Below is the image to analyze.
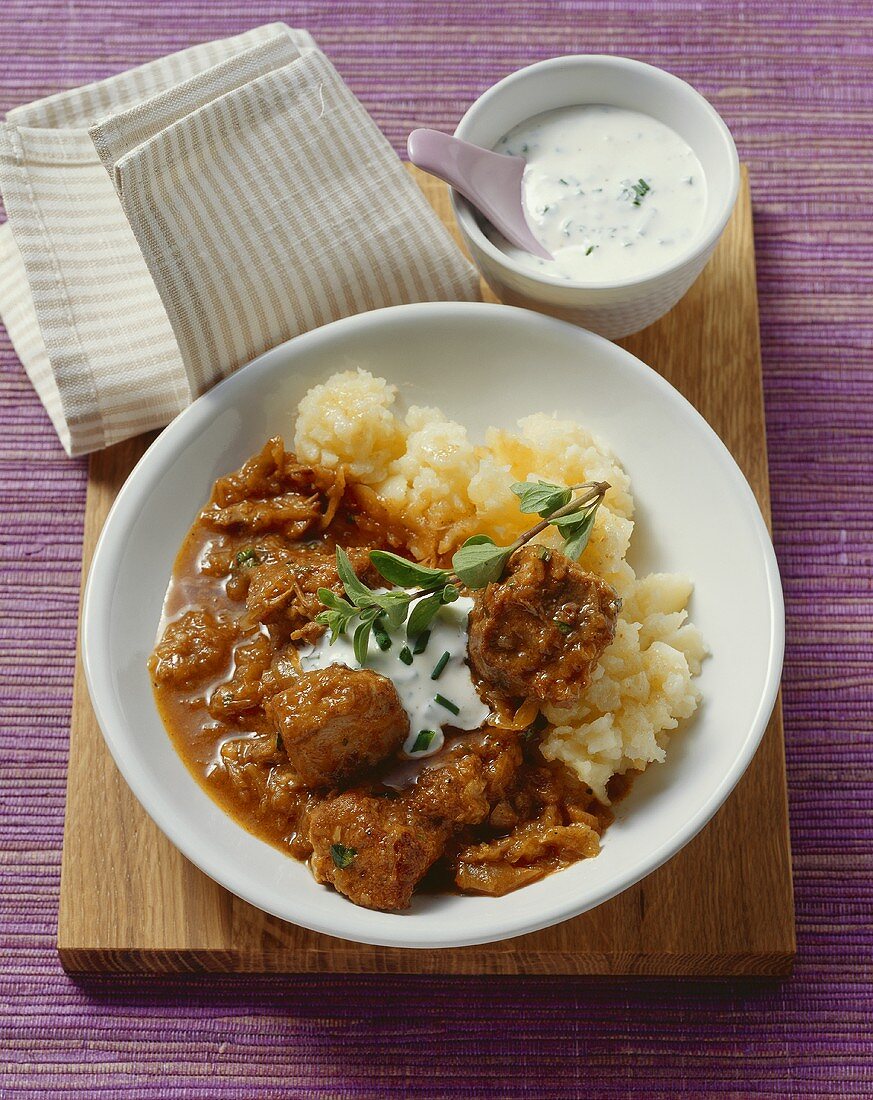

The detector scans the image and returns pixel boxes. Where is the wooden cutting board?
[58,165,795,976]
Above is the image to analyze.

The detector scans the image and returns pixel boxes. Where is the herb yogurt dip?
[490,104,707,282]
[300,595,489,760]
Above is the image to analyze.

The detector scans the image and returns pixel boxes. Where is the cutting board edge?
[58,946,795,978]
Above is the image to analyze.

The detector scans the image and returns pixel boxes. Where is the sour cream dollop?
[299,595,489,758]
[490,104,707,282]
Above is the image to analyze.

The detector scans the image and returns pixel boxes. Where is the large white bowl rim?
[82,301,783,949]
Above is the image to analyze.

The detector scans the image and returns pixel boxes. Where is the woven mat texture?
[0,2,870,1097]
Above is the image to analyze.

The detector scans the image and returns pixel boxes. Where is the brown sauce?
[149,438,619,911]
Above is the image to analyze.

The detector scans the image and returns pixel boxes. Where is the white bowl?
[452,56,740,339]
[83,302,782,949]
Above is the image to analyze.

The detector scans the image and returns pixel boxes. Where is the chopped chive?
[373,623,392,651]
[431,651,451,680]
[235,548,259,566]
[559,177,569,185]
[330,843,356,869]
[413,629,431,655]
[434,694,460,716]
[622,178,651,207]
[398,645,413,665]
[585,245,595,256]
[412,729,438,753]
[633,179,650,205]
[554,619,573,635]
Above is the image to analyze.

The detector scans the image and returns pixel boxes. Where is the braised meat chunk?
[243,545,376,638]
[308,793,447,911]
[409,728,522,826]
[467,545,621,707]
[306,729,524,911]
[449,760,608,896]
[148,609,234,690]
[207,634,273,719]
[452,816,601,895]
[199,436,340,538]
[265,665,409,787]
[204,492,320,535]
[217,735,317,861]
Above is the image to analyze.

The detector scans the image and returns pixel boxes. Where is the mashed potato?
[294,369,706,803]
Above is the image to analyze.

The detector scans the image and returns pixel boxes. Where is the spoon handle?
[407,128,552,260]
[407,128,508,200]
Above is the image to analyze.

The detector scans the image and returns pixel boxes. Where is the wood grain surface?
[57,165,795,976]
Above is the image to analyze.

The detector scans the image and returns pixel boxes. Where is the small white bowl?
[452,55,740,339]
[82,302,782,949]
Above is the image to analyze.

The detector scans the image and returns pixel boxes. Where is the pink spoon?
[407,128,553,261]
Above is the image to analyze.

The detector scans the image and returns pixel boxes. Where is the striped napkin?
[0,24,479,455]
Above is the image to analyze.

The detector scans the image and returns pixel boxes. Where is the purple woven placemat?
[1,2,870,1096]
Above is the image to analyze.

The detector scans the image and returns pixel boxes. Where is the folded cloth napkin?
[0,24,479,455]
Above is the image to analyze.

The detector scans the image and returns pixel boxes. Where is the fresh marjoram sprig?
[315,478,609,663]
[315,547,460,665]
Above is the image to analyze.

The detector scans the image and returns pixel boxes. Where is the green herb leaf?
[317,587,354,613]
[552,506,595,533]
[330,843,357,869]
[440,584,459,604]
[511,479,572,518]
[560,509,598,560]
[412,629,431,655]
[353,618,372,665]
[452,535,513,589]
[315,609,346,643]
[407,593,444,638]
[315,589,357,642]
[335,546,374,607]
[411,730,438,753]
[377,591,411,629]
[369,550,450,590]
[553,619,573,635]
[235,548,259,567]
